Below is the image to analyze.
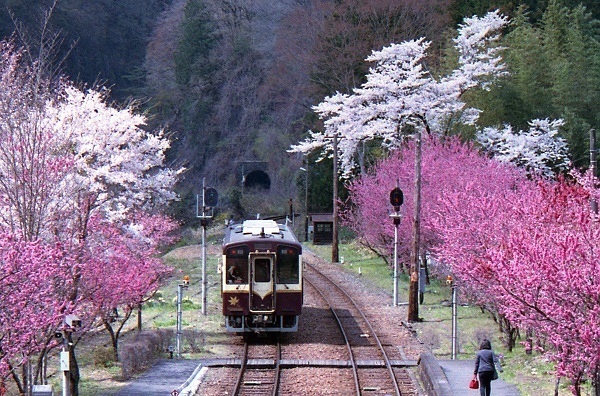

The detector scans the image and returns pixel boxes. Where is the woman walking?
[474,339,502,396]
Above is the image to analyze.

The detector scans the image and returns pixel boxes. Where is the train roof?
[224,219,300,246]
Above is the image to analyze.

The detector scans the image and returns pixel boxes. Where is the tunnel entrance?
[244,170,271,191]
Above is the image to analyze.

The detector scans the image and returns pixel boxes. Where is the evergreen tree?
[174,0,218,88]
[541,1,600,164]
[466,1,600,167]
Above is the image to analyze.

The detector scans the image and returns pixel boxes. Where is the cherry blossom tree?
[0,40,182,394]
[435,175,600,395]
[477,118,571,178]
[342,135,525,271]
[347,131,600,393]
[0,236,73,391]
[289,10,509,176]
[78,213,176,361]
[286,6,599,393]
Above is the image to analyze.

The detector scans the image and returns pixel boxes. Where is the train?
[221,219,303,333]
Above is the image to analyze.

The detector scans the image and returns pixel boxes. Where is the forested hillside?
[143,0,454,214]
[0,0,171,96]
[1,0,599,220]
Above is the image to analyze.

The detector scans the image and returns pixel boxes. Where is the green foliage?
[463,1,600,167]
[446,0,600,25]
[153,318,179,327]
[300,152,350,215]
[174,0,219,87]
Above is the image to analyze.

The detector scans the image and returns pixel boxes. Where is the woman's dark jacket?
[474,349,499,374]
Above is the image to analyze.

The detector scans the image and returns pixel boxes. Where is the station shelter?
[309,213,333,245]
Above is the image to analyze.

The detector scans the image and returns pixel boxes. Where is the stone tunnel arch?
[244,170,271,191]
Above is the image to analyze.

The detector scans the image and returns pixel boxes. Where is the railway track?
[304,261,411,395]
[198,252,422,396]
[232,339,281,396]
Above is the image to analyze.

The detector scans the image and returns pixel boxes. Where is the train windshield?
[254,258,271,282]
[277,246,300,284]
[226,247,248,284]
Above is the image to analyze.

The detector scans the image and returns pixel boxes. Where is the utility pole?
[451,278,458,359]
[176,276,189,357]
[300,163,309,242]
[591,129,597,214]
[332,133,339,263]
[408,129,422,322]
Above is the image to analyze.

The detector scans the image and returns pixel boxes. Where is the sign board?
[60,351,70,371]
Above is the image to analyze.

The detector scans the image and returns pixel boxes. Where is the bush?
[120,330,167,379]
[93,346,116,368]
[183,329,204,353]
[156,328,175,352]
[182,296,201,310]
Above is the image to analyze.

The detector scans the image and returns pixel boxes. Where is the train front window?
[277,247,299,284]
[226,247,248,284]
[254,258,271,283]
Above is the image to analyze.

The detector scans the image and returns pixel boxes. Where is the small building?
[310,213,333,245]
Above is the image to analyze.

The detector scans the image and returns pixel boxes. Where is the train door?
[249,254,275,312]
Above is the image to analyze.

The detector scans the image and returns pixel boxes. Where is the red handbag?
[469,376,479,389]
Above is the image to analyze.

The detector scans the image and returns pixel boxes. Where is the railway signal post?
[197,179,218,315]
[446,275,458,359]
[389,184,404,306]
[176,276,190,357]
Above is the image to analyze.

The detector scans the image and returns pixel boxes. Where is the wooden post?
[408,129,422,322]
[591,129,597,214]
[332,133,339,263]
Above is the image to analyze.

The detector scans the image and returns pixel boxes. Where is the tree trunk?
[69,343,80,396]
[8,362,24,395]
[332,133,339,263]
[594,368,600,396]
[104,320,119,362]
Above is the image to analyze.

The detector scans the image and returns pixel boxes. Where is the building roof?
[310,213,333,223]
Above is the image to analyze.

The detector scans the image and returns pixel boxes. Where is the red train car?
[221,219,303,333]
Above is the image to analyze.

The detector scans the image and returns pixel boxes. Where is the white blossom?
[476,118,570,178]
[289,11,509,176]
[48,85,183,221]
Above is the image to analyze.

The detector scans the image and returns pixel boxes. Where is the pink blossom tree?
[435,177,600,394]
[0,236,73,392]
[343,135,526,269]
[347,132,600,393]
[78,213,176,361]
[0,40,182,394]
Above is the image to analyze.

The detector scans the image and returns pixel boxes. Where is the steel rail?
[232,341,249,395]
[232,339,281,396]
[305,262,402,396]
[304,276,361,396]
